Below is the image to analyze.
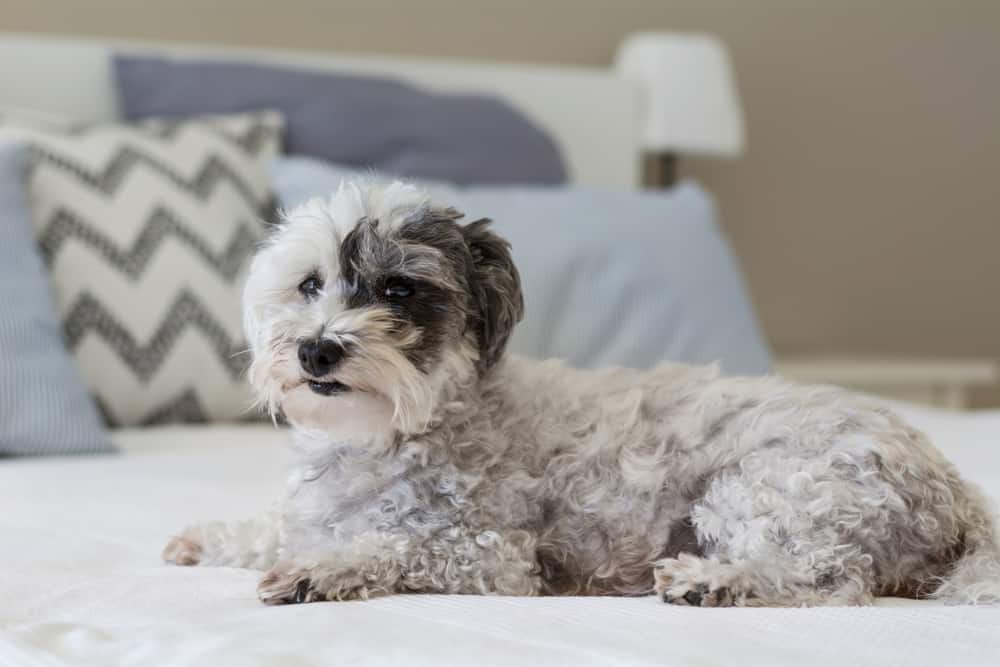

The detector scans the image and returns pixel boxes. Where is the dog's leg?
[257,528,542,604]
[654,456,884,607]
[163,514,280,570]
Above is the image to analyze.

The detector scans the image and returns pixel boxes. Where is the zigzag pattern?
[39,205,258,281]
[21,110,280,150]
[63,290,249,382]
[136,388,209,426]
[150,117,280,154]
[31,145,266,211]
[94,388,209,427]
[11,113,281,426]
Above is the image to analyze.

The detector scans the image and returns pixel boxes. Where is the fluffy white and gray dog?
[165,180,1000,607]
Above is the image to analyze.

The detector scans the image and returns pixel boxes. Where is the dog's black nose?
[298,338,344,377]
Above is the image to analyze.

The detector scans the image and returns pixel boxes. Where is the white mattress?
[2,403,999,666]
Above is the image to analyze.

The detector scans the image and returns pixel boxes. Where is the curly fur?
[165,180,1000,607]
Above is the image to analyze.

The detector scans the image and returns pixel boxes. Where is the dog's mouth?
[307,380,351,396]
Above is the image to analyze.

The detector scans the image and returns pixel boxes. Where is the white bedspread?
[2,404,999,666]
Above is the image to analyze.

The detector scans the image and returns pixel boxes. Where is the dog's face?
[243,181,523,437]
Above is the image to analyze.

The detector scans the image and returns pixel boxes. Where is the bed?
[1,33,999,667]
[2,404,999,666]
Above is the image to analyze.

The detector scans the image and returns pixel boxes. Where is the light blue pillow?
[0,142,112,455]
[271,156,771,375]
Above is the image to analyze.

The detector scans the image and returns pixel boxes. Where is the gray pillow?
[0,142,112,455]
[114,55,567,187]
[271,156,772,375]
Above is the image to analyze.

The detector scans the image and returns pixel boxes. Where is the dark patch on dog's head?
[336,212,467,370]
[336,207,522,376]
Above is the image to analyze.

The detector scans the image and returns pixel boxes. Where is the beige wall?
[4,0,1000,360]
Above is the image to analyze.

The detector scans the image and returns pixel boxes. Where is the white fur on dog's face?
[242,181,523,438]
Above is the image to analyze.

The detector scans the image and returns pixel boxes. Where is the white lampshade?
[615,32,746,157]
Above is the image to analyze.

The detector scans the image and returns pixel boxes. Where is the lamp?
[614,32,746,187]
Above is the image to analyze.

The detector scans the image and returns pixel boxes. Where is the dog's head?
[243,180,523,437]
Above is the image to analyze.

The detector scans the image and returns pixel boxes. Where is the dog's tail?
[931,483,1000,605]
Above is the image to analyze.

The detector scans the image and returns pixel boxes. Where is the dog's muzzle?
[298,338,350,395]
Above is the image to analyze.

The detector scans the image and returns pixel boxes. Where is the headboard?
[0,33,640,189]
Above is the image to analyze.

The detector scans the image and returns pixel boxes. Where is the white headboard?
[0,33,640,189]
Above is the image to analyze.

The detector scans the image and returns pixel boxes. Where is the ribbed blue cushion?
[0,141,112,455]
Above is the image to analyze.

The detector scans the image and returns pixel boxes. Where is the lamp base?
[643,152,678,188]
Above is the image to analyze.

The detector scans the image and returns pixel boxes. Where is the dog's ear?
[462,218,523,373]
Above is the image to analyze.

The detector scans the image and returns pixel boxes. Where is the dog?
[164,180,1000,606]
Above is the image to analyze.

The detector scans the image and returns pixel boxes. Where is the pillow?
[0,141,112,455]
[271,156,772,375]
[0,112,284,427]
[113,55,567,187]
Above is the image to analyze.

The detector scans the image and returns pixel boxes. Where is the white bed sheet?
[2,404,999,667]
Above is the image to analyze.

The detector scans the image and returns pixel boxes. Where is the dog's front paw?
[258,565,386,605]
[258,568,327,605]
[163,535,203,566]
[654,555,743,608]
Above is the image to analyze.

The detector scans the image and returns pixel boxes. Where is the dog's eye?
[384,279,414,299]
[298,274,323,300]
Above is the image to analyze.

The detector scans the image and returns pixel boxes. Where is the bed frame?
[0,32,640,189]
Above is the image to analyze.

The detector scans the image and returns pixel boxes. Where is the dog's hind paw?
[654,555,746,608]
[659,581,735,607]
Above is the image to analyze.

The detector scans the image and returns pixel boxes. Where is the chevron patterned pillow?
[1,112,284,426]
